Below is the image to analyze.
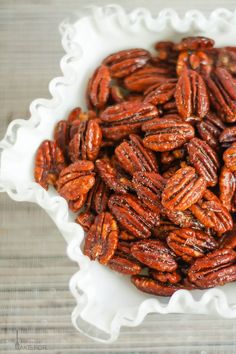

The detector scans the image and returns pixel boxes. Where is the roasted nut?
[84,212,118,264]
[149,269,181,284]
[87,65,111,110]
[223,142,236,172]
[175,69,209,119]
[219,166,236,211]
[176,50,212,76]
[34,140,66,190]
[188,248,236,288]
[144,81,176,105]
[108,242,142,275]
[108,193,159,239]
[220,126,236,147]
[75,211,95,232]
[115,134,158,176]
[86,176,109,214]
[142,115,195,152]
[167,228,218,263]
[131,275,182,296]
[162,166,207,211]
[174,36,215,51]
[187,137,220,187]
[164,209,203,229]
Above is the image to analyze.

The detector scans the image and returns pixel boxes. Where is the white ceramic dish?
[1,4,236,343]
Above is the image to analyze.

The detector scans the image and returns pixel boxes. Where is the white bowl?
[1,4,236,343]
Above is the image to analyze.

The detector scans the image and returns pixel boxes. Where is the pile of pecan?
[34,36,236,296]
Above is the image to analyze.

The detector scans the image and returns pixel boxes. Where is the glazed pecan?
[67,107,96,123]
[162,99,178,115]
[84,212,118,265]
[100,101,159,141]
[131,275,182,296]
[219,166,236,211]
[108,242,142,275]
[109,85,125,104]
[190,190,233,235]
[115,134,158,176]
[175,69,209,119]
[223,142,236,172]
[176,51,212,76]
[216,47,236,75]
[174,36,215,51]
[205,67,236,122]
[96,158,132,193]
[187,137,220,187]
[57,160,95,205]
[34,140,66,190]
[220,225,236,250]
[144,81,176,105]
[132,171,166,213]
[162,166,207,211]
[142,115,195,152]
[196,111,225,151]
[160,148,185,165]
[75,211,95,232]
[167,228,217,263]
[103,48,150,78]
[54,120,71,158]
[165,209,203,229]
[154,41,178,64]
[149,269,181,284]
[131,239,177,272]
[188,248,236,288]
[68,119,102,162]
[220,126,236,147]
[108,193,159,239]
[86,65,111,110]
[68,194,88,212]
[86,176,109,214]
[124,66,176,92]
[153,220,179,241]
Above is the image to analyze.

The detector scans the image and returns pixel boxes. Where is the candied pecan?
[223,142,236,172]
[196,111,225,151]
[86,65,111,110]
[54,120,71,158]
[124,66,176,92]
[96,158,132,193]
[188,248,236,288]
[205,67,236,122]
[165,209,203,229]
[187,137,219,187]
[161,149,185,165]
[75,211,95,232]
[142,115,194,152]
[57,160,95,202]
[34,140,66,190]
[153,221,179,241]
[190,190,233,235]
[103,48,150,78]
[108,193,159,239]
[174,36,215,51]
[131,275,182,296]
[162,100,178,114]
[175,69,209,119]
[149,269,181,284]
[108,242,142,275]
[217,47,236,75]
[144,81,176,105]
[220,126,236,147]
[219,166,236,211]
[176,51,212,76]
[131,239,177,272]
[109,86,125,103]
[167,228,218,263]
[115,134,158,176]
[154,41,178,64]
[84,212,118,265]
[68,119,102,162]
[132,171,166,213]
[162,166,207,211]
[119,230,136,241]
[68,194,88,212]
[161,163,181,179]
[86,176,109,214]
[220,225,236,250]
[100,101,159,141]
[67,107,96,123]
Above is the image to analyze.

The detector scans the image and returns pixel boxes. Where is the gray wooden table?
[1,1,236,353]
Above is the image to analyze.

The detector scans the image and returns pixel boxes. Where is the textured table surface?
[1,1,236,353]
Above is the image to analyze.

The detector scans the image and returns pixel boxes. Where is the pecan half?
[57,160,95,204]
[75,211,95,232]
[131,239,177,272]
[220,225,236,250]
[34,140,66,190]
[144,81,176,105]
[223,142,236,172]
[68,119,102,162]
[142,115,195,152]
[131,275,182,296]
[133,171,166,213]
[174,36,215,51]
[190,190,233,235]
[86,65,111,110]
[103,48,150,78]
[205,67,236,122]
[86,176,109,214]
[84,212,118,265]
[162,166,207,211]
[176,51,212,76]
[187,137,220,187]
[175,69,209,119]
[153,221,179,241]
[165,209,203,229]
[167,228,218,263]
[115,134,158,176]
[100,101,159,141]
[149,269,181,284]
[108,193,159,239]
[188,248,236,288]
[220,126,236,147]
[219,166,236,211]
[108,242,142,275]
